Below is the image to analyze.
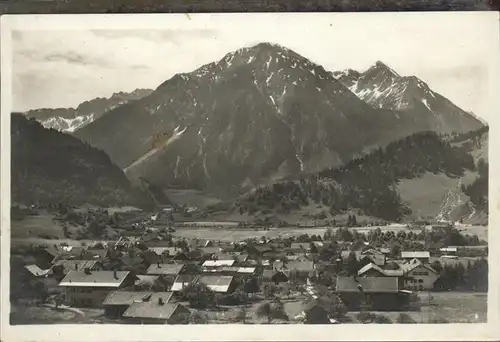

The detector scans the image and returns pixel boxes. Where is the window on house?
[418,279,423,283]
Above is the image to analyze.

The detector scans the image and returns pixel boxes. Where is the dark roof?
[123,302,186,320]
[146,263,184,276]
[290,243,311,249]
[262,269,287,279]
[53,260,98,274]
[103,291,153,306]
[135,275,160,286]
[336,276,399,293]
[214,253,248,262]
[59,270,131,287]
[275,260,315,272]
[200,247,221,255]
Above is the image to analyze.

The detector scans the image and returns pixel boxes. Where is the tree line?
[236,131,476,221]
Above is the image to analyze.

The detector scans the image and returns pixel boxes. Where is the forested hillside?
[11,114,156,209]
[234,131,476,221]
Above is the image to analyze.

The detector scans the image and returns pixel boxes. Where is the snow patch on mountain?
[41,114,94,132]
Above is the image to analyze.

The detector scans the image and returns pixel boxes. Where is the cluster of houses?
[21,234,453,322]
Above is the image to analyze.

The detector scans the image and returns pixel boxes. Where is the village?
[10,205,488,325]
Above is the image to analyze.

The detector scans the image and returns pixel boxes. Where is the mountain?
[332,61,485,133]
[24,89,153,132]
[75,43,482,197]
[11,113,156,208]
[228,131,479,223]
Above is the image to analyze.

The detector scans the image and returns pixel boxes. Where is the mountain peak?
[369,60,400,77]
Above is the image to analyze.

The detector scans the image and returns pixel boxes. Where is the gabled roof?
[336,276,399,293]
[275,260,315,273]
[202,266,256,274]
[291,243,311,250]
[197,275,234,293]
[103,291,153,306]
[202,260,235,267]
[123,302,186,320]
[146,263,184,276]
[200,247,222,255]
[215,253,248,262]
[135,275,160,286]
[400,259,438,275]
[24,264,52,277]
[357,263,385,276]
[53,260,98,274]
[170,274,197,292]
[262,269,288,279]
[59,270,131,287]
[148,247,182,256]
[401,251,430,259]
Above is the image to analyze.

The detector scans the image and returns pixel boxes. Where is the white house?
[58,269,136,308]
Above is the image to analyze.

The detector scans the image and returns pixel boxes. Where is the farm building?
[335,276,411,311]
[58,270,137,308]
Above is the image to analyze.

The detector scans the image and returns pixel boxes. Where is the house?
[103,291,166,317]
[148,247,182,258]
[274,260,315,282]
[262,269,289,284]
[214,253,249,263]
[202,266,256,277]
[359,259,439,291]
[401,251,430,263]
[23,264,52,278]
[439,247,458,255]
[146,263,184,277]
[123,300,190,324]
[335,276,411,311]
[197,275,235,293]
[34,247,60,267]
[199,247,223,256]
[170,274,198,292]
[58,270,137,308]
[357,263,386,278]
[202,260,235,268]
[398,259,439,291]
[290,243,311,252]
[52,260,102,277]
[134,275,162,288]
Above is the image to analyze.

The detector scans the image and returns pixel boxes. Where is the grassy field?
[346,292,487,324]
[170,225,488,242]
[10,212,79,239]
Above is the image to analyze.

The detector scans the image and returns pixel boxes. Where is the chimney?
[158,297,164,306]
[113,270,119,280]
[75,263,78,271]
[157,261,161,268]
[84,268,91,275]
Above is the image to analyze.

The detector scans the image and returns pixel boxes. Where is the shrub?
[396,313,417,324]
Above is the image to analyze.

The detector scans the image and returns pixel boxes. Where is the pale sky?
[11,13,497,122]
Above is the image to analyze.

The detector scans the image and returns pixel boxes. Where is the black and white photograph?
[1,12,499,341]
